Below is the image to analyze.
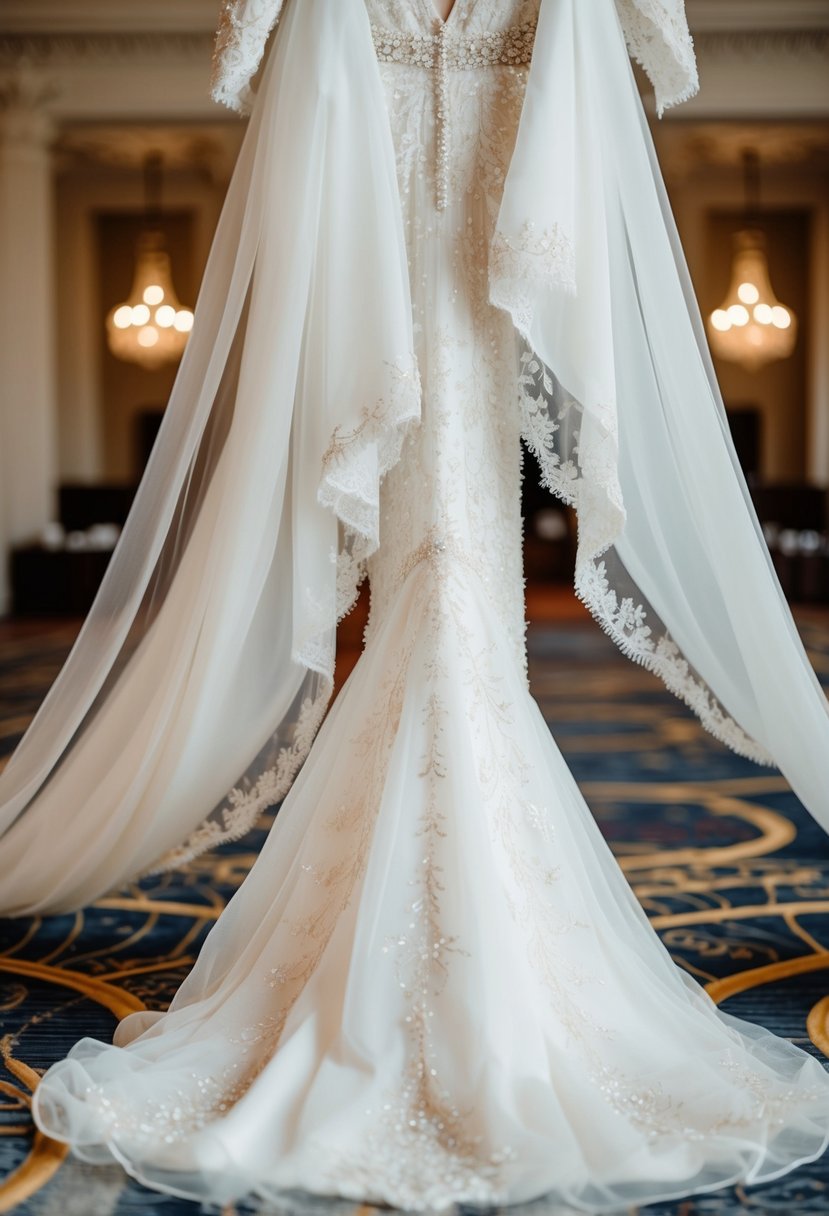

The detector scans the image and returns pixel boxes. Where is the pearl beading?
[371,21,537,211]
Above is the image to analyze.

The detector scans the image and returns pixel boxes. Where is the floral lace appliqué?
[211,0,284,115]
[614,0,699,116]
[516,348,770,764]
[489,221,576,335]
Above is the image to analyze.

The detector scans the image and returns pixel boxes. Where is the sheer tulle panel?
[0,0,420,914]
[493,0,829,824]
[514,342,767,761]
[0,24,320,912]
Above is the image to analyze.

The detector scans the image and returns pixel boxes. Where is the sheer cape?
[1,0,828,916]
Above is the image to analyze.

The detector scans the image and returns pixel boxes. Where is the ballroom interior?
[0,0,827,624]
[2,2,829,1214]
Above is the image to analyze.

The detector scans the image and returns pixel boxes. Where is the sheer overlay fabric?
[0,0,419,911]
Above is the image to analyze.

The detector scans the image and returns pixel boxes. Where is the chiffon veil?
[1,0,828,915]
[0,0,420,912]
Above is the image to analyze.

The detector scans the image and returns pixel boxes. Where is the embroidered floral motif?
[489,222,576,331]
[372,20,536,210]
[210,0,285,114]
[594,1053,827,1142]
[515,348,770,763]
[614,0,699,116]
[318,356,422,631]
[150,355,421,872]
[575,560,772,763]
[319,360,421,552]
[151,692,331,872]
[354,563,515,1204]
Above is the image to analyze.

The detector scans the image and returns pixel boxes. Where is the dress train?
[32,552,829,1211]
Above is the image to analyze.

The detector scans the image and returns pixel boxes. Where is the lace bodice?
[211,0,698,117]
[359,0,541,675]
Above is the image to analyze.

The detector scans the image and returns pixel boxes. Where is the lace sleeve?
[210,0,285,114]
[614,0,699,115]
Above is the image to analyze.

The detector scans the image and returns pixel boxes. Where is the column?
[808,203,829,487]
[0,76,59,615]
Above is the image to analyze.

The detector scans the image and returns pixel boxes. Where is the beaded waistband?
[372,21,536,212]
[371,22,536,71]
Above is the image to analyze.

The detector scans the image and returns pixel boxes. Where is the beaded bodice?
[362,0,543,673]
[370,4,537,209]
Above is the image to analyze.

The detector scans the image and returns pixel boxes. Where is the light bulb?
[737,282,760,305]
[106,233,194,367]
[710,310,731,332]
[727,304,750,327]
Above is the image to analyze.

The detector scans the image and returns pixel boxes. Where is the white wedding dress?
[28,0,829,1210]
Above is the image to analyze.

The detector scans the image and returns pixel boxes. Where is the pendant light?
[105,153,195,370]
[708,150,796,374]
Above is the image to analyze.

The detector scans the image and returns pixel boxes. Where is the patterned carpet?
[2,611,829,1215]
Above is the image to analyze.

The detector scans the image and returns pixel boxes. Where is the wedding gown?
[25,0,829,1210]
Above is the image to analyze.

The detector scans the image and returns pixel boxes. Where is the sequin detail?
[371,21,536,211]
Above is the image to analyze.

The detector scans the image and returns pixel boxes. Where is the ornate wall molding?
[1,7,828,123]
[687,0,829,34]
[4,0,829,37]
[0,33,212,69]
[0,0,216,35]
[1,10,827,97]
[695,30,829,65]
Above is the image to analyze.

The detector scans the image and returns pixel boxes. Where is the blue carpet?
[2,615,829,1214]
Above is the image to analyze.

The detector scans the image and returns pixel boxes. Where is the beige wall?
[53,161,226,484]
[97,209,196,482]
[663,157,829,485]
[704,209,811,482]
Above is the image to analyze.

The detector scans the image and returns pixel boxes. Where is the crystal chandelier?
[707,151,796,373]
[105,153,194,370]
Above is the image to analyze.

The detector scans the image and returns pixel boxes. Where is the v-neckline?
[424,0,463,29]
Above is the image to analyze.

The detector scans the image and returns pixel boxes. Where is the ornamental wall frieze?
[1,27,826,69]
[0,32,212,69]
[694,30,829,65]
[0,28,828,71]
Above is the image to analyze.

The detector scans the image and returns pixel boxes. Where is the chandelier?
[707,151,796,373]
[106,153,194,370]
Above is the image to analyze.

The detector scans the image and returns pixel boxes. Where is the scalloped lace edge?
[499,270,770,765]
[148,359,422,872]
[615,0,699,116]
[148,688,332,873]
[210,0,285,116]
